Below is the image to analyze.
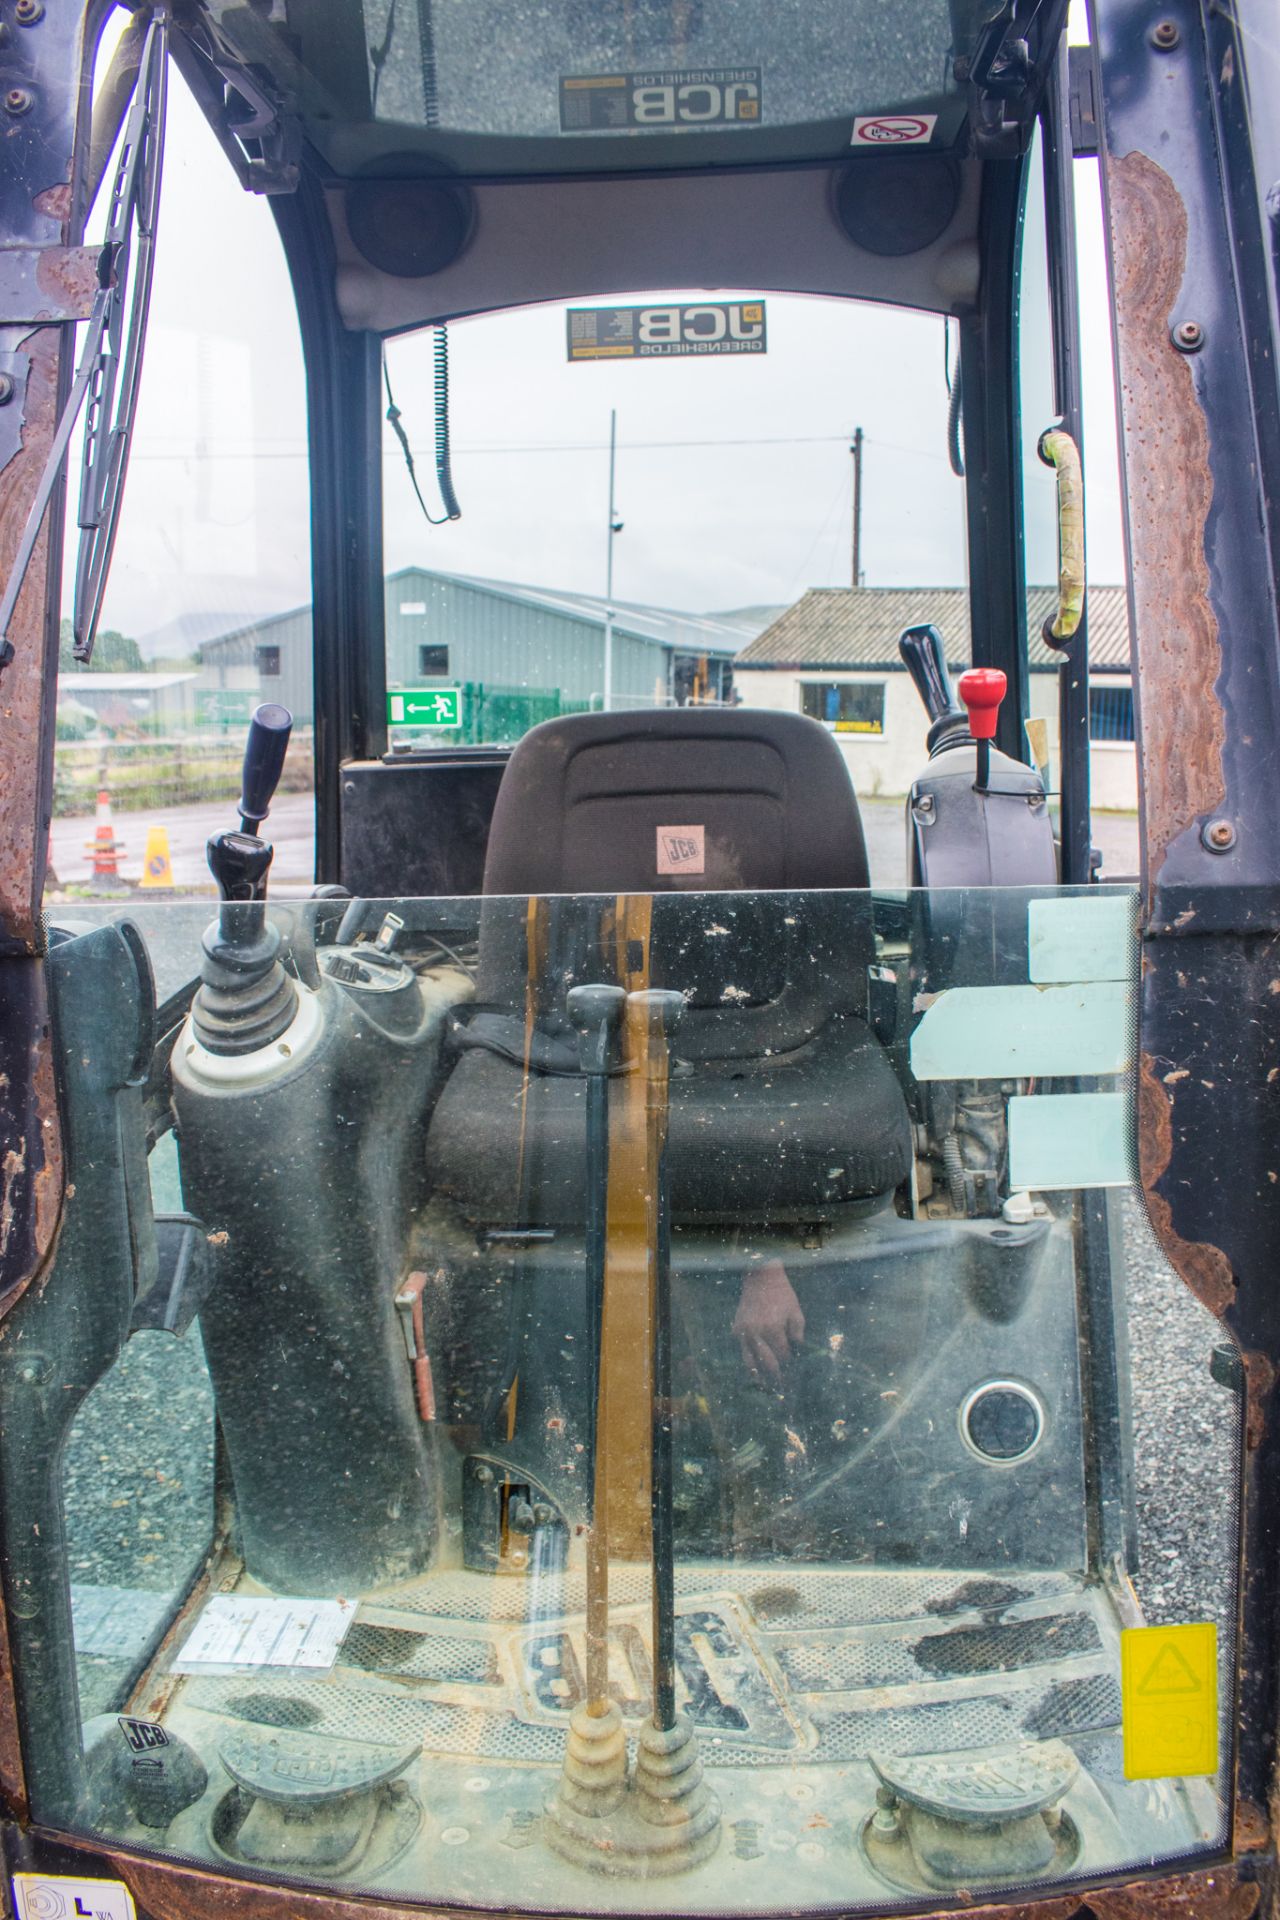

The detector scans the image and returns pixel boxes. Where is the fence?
[457,683,592,744]
[53,733,316,817]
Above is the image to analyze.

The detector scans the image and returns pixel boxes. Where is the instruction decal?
[12,1875,137,1920]
[851,112,938,146]
[1121,1623,1218,1778]
[173,1594,356,1675]
[568,302,766,362]
[561,67,761,131]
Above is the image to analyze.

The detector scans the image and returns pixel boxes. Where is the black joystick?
[194,706,297,1057]
[898,624,970,756]
[206,704,294,904]
[238,700,292,834]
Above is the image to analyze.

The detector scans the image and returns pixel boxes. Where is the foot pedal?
[212,1725,420,1876]
[862,1740,1079,1892]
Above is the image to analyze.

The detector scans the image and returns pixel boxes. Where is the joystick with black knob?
[898,624,970,756]
[194,705,297,1056]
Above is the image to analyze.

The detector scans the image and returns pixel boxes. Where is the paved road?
[49,791,1139,897]
[49,792,317,896]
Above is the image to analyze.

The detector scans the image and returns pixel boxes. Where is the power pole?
[604,409,618,711]
[851,426,864,588]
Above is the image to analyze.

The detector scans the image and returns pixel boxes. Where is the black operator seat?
[426,709,912,1225]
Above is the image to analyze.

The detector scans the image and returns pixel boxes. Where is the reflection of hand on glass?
[733,1259,805,1383]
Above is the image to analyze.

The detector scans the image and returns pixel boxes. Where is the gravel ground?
[1118,1193,1239,1632]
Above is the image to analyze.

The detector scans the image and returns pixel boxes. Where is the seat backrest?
[482,708,870,897]
[470,711,877,1056]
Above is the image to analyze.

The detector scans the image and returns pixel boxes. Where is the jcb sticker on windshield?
[567,303,766,362]
[851,113,938,146]
[12,1875,137,1920]
[561,67,761,132]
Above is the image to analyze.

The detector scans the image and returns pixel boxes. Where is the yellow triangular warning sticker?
[1136,1643,1203,1696]
[1121,1624,1217,1779]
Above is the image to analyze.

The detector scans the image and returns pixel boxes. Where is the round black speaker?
[960,1380,1045,1463]
[833,151,962,257]
[346,167,475,278]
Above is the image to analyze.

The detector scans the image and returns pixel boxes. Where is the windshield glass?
[202,0,978,176]
[7,880,1234,1911]
[379,292,970,758]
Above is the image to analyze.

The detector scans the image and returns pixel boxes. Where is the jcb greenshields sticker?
[560,68,761,131]
[567,303,767,362]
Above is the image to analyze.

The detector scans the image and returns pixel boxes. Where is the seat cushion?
[427,1013,912,1226]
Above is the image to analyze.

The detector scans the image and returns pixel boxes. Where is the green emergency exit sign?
[387,687,462,728]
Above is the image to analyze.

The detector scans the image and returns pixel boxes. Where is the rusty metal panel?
[0,324,64,950]
[0,246,99,325]
[82,1846,1262,1920]
[1103,149,1225,882]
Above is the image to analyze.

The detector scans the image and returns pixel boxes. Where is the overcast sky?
[75,9,1124,651]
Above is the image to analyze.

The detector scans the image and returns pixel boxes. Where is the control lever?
[957,667,1007,792]
[238,701,293,834]
[565,983,626,1718]
[898,625,968,754]
[194,705,296,1057]
[205,704,292,904]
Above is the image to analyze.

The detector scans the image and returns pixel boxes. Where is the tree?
[58,619,144,675]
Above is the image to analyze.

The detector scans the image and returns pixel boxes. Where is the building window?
[800,681,885,734]
[1089,684,1134,742]
[419,643,450,676]
[256,644,281,678]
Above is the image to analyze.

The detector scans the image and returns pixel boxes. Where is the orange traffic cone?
[84,786,127,892]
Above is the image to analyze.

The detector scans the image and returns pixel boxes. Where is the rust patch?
[0,1573,27,1821]
[33,245,101,321]
[30,1018,61,1265]
[1091,1871,1260,1920]
[1233,1795,1270,1852]
[1239,1350,1276,1453]
[1138,1050,1235,1317]
[0,967,66,1328]
[32,182,73,228]
[1105,150,1225,880]
[0,325,65,947]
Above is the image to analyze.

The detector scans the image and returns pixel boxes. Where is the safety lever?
[958,667,1007,793]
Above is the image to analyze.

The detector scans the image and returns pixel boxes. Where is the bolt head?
[5,87,33,115]
[1173,319,1204,352]
[0,373,13,406]
[1151,18,1180,48]
[15,0,44,22]
[1202,818,1237,852]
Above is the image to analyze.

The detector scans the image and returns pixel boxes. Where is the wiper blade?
[0,7,168,677]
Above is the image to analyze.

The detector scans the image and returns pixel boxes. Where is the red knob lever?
[957,667,1007,741]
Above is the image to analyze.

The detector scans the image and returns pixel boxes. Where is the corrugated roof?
[423,571,771,656]
[58,672,197,692]
[202,569,776,660]
[735,585,1132,672]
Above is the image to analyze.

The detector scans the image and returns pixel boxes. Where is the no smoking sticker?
[1121,1623,1217,1778]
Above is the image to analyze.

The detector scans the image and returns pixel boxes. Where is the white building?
[734,585,1136,811]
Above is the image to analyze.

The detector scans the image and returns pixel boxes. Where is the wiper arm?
[0,7,168,677]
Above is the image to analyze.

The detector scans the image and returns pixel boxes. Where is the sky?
[74,7,1126,652]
